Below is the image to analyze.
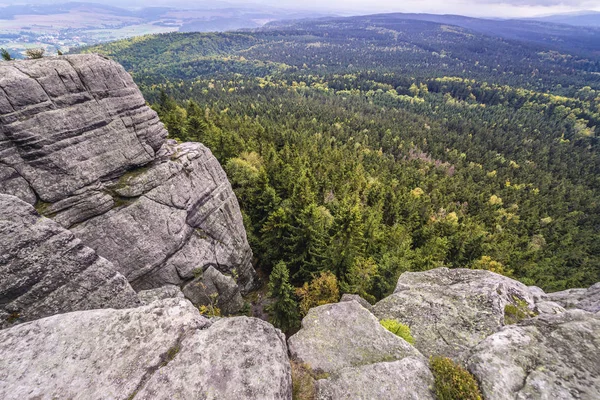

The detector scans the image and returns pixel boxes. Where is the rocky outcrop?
[372,268,536,360]
[467,310,600,400]
[182,265,244,315]
[138,284,185,305]
[544,283,600,313]
[288,300,435,399]
[0,55,255,311]
[137,317,291,399]
[0,298,292,400]
[0,193,139,328]
[316,358,435,400]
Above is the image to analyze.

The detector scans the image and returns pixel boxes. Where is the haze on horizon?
[0,0,599,18]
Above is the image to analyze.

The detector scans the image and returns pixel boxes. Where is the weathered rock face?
[544,283,600,313]
[138,284,185,305]
[288,300,435,399]
[137,317,292,399]
[0,55,255,310]
[289,301,423,374]
[372,268,536,360]
[0,193,139,328]
[182,265,244,315]
[0,298,292,400]
[316,358,435,400]
[467,310,600,400]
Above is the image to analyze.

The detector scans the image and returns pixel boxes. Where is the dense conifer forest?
[80,14,600,326]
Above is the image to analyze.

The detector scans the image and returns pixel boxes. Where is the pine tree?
[1,48,12,61]
[267,261,300,332]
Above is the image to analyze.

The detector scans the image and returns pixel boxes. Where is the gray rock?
[0,298,209,399]
[0,55,164,203]
[288,301,423,375]
[535,300,566,315]
[467,310,600,400]
[528,285,546,302]
[544,288,588,309]
[372,268,536,359]
[0,194,139,328]
[0,299,292,400]
[316,358,435,400]
[73,141,255,294]
[0,55,255,305]
[182,265,245,315]
[545,283,600,313]
[138,285,185,304]
[578,283,600,313]
[340,293,373,311]
[137,316,292,400]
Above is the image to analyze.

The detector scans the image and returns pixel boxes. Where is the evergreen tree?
[1,48,11,61]
[267,261,300,332]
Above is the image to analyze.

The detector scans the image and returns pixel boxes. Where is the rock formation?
[0,55,255,313]
[0,298,292,400]
[467,310,600,400]
[372,267,536,360]
[0,193,139,328]
[288,301,436,399]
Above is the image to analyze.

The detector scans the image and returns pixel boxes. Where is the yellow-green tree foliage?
[296,271,340,316]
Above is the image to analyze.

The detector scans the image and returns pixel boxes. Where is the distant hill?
[320,13,600,56]
[534,11,600,28]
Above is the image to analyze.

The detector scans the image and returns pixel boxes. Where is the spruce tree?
[267,261,300,332]
[1,48,11,61]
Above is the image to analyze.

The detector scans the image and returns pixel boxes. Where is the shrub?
[380,319,415,345]
[295,271,340,316]
[291,361,316,400]
[430,356,482,400]
[25,48,44,59]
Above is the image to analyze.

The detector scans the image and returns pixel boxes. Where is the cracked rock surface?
[0,193,139,329]
[0,298,292,400]
[467,310,600,400]
[0,55,255,309]
[288,300,435,399]
[372,267,537,360]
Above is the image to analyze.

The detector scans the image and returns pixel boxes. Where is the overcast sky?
[248,0,600,17]
[1,0,600,18]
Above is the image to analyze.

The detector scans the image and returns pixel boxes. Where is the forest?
[78,14,600,329]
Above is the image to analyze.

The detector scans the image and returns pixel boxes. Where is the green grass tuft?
[380,318,415,345]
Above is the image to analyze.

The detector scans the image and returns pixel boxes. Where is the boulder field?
[1,55,598,399]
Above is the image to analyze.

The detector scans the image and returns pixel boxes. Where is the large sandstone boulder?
[544,283,600,313]
[288,300,434,399]
[288,301,423,374]
[467,310,600,400]
[0,298,292,400]
[137,317,291,399]
[316,358,435,400]
[0,55,255,310]
[372,268,536,360]
[0,193,139,328]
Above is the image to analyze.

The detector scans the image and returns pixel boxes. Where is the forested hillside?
[79,14,600,324]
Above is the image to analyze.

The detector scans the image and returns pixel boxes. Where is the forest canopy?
[79,14,600,322]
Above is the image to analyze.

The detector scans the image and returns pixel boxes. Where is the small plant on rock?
[380,319,415,345]
[25,48,45,59]
[504,296,537,325]
[430,356,482,400]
